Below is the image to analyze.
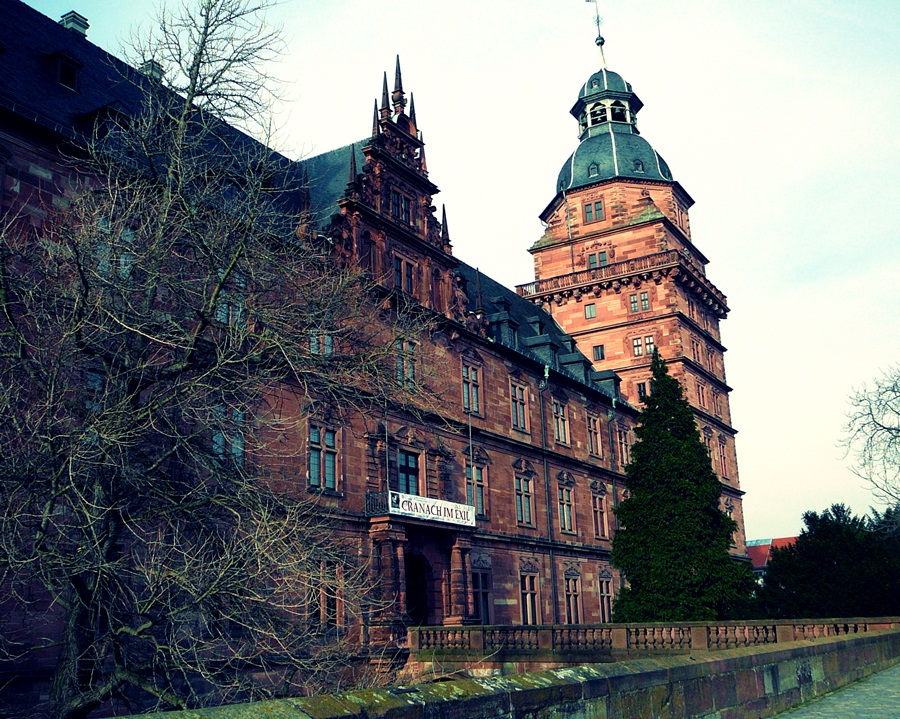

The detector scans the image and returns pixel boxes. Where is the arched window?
[632,159,644,173]
[588,103,608,125]
[588,162,599,178]
[610,101,627,122]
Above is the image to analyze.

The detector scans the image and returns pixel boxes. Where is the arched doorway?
[404,553,432,626]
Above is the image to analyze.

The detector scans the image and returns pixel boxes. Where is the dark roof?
[0,0,147,138]
[0,0,303,211]
[456,261,623,403]
[300,141,367,224]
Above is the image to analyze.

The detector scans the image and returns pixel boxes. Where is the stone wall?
[128,628,900,719]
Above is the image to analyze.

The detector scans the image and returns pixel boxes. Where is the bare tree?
[0,1,432,716]
[845,364,900,505]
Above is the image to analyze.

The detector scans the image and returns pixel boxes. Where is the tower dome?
[556,66,674,193]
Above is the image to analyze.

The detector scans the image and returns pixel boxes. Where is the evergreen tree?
[611,351,755,621]
[757,504,900,618]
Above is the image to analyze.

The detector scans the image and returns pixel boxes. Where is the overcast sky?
[25,0,900,538]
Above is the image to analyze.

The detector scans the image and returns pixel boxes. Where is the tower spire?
[587,0,607,68]
[391,54,407,115]
[347,144,357,184]
[380,71,391,120]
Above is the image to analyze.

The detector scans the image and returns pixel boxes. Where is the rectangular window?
[632,337,643,357]
[462,363,481,414]
[472,570,492,624]
[391,190,401,219]
[396,340,415,387]
[564,576,581,624]
[511,381,529,431]
[644,336,655,356]
[629,294,639,313]
[558,486,574,533]
[398,449,420,495]
[212,405,244,466]
[520,573,539,625]
[598,577,613,623]
[637,382,647,400]
[583,200,604,223]
[713,392,722,417]
[640,291,650,311]
[552,400,569,444]
[592,494,608,538]
[707,349,715,372]
[587,252,598,269]
[719,442,728,477]
[309,330,334,356]
[402,196,412,225]
[587,414,602,457]
[584,303,596,319]
[616,425,630,466]
[598,250,608,266]
[697,382,707,408]
[515,475,533,525]
[592,344,605,362]
[466,464,486,516]
[309,425,337,491]
[394,256,415,294]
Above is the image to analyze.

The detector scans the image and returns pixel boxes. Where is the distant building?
[747,537,798,580]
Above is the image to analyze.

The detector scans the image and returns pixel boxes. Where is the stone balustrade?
[408,617,900,671]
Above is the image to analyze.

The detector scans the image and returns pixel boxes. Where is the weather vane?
[585,0,607,68]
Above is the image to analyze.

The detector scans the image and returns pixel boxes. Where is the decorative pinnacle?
[409,92,417,128]
[391,54,407,114]
[347,144,357,184]
[372,100,380,136]
[441,205,449,244]
[381,72,389,110]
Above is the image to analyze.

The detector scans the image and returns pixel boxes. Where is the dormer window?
[53,54,83,92]
[633,159,645,174]
[590,78,600,89]
[588,163,599,178]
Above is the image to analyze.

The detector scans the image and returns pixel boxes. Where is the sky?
[24,0,900,538]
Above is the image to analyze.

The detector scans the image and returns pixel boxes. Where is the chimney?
[59,11,89,37]
[139,60,165,82]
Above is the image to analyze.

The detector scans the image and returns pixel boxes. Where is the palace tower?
[516,42,745,549]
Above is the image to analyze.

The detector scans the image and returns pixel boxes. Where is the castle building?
[0,1,746,706]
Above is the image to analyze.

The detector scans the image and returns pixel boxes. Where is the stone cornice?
[517,250,729,318]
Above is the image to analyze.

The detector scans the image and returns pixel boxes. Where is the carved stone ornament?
[467,445,491,465]
[563,563,581,579]
[598,569,614,580]
[520,557,539,574]
[556,471,576,487]
[471,553,492,570]
[589,480,607,496]
[512,457,537,477]
[395,426,425,448]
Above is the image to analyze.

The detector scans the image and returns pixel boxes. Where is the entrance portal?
[404,553,431,626]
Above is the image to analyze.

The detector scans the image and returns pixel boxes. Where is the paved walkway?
[776,661,900,717]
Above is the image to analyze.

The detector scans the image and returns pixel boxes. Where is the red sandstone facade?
[0,3,747,705]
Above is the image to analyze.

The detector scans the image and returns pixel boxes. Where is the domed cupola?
[555,63,674,194]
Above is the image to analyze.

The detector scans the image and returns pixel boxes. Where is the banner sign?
[388,491,476,527]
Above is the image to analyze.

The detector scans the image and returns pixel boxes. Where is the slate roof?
[300,141,367,224]
[0,0,303,212]
[456,261,623,402]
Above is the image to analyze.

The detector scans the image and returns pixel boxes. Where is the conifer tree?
[611,351,754,621]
